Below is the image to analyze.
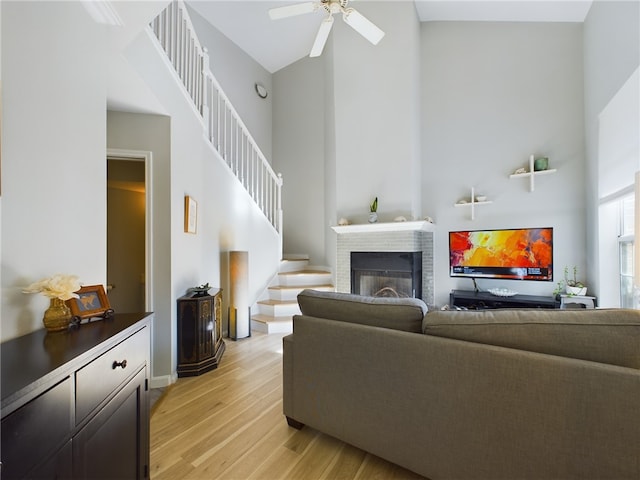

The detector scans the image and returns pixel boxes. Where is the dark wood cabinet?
[1,313,152,480]
[450,289,560,309]
[177,289,225,377]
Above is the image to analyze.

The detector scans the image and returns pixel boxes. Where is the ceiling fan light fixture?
[268,0,386,58]
[342,8,385,45]
[310,15,334,57]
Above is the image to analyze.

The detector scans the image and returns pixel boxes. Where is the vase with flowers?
[23,274,82,332]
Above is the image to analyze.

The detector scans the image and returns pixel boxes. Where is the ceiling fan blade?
[269,2,318,20]
[342,8,385,45]
[310,16,334,57]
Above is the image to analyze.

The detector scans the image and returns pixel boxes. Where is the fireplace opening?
[351,252,422,299]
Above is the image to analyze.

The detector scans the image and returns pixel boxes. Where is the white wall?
[421,22,585,306]
[1,1,108,340]
[1,2,281,385]
[332,1,421,224]
[107,111,173,384]
[186,3,273,161]
[583,0,640,298]
[1,0,3,331]
[273,1,421,267]
[273,57,326,264]
[123,28,281,381]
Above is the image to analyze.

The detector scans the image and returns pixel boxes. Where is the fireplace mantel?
[331,220,434,235]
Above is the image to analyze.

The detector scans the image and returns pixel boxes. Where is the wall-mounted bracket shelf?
[509,154,557,192]
[454,187,492,220]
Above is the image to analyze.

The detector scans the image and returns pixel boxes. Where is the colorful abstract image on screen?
[449,228,553,281]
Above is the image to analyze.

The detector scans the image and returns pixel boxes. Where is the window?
[619,195,636,308]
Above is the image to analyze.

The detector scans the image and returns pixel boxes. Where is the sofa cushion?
[297,289,427,333]
[423,308,640,369]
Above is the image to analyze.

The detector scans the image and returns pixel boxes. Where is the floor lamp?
[229,251,251,339]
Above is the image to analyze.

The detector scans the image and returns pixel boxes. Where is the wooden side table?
[177,289,225,377]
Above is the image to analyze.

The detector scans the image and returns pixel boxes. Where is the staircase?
[149,1,283,240]
[252,255,335,334]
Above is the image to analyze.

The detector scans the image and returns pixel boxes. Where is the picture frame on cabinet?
[184,195,197,234]
[67,285,113,321]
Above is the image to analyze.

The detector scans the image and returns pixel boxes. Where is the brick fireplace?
[332,221,434,307]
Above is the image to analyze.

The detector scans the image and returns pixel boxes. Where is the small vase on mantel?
[43,298,72,333]
[368,212,378,223]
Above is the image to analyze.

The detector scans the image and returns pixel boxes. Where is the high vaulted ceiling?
[187,0,593,73]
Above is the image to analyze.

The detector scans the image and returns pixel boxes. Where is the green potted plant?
[368,197,378,223]
[556,266,587,296]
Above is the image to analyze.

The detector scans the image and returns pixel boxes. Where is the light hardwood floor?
[150,332,427,479]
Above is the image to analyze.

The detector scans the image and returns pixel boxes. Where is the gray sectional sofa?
[282,289,640,480]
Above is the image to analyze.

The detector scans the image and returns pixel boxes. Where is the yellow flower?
[23,274,81,301]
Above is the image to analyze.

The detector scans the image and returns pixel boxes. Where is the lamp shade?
[229,251,250,339]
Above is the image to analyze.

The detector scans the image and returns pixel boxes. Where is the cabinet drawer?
[76,326,148,423]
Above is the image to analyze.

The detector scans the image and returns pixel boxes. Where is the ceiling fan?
[268,0,385,57]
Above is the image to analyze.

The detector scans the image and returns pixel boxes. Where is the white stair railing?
[149,1,283,236]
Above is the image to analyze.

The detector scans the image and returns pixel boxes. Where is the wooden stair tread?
[278,269,330,275]
[257,299,298,306]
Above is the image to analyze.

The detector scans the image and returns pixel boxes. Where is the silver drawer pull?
[112,359,128,370]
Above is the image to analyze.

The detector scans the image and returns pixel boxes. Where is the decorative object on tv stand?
[554,266,587,296]
[368,196,378,223]
[488,288,518,297]
[229,251,251,340]
[453,187,491,220]
[509,154,557,192]
[22,273,81,332]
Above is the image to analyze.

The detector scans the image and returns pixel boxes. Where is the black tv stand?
[450,289,559,310]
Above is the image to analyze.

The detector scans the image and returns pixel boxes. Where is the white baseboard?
[149,373,177,389]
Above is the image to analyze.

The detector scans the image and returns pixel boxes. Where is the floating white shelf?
[454,187,492,220]
[509,154,557,192]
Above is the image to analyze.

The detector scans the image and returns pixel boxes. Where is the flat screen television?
[449,227,553,281]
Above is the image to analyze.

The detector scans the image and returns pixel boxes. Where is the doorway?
[107,149,153,313]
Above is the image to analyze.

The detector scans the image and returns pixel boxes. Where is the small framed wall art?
[184,195,197,234]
